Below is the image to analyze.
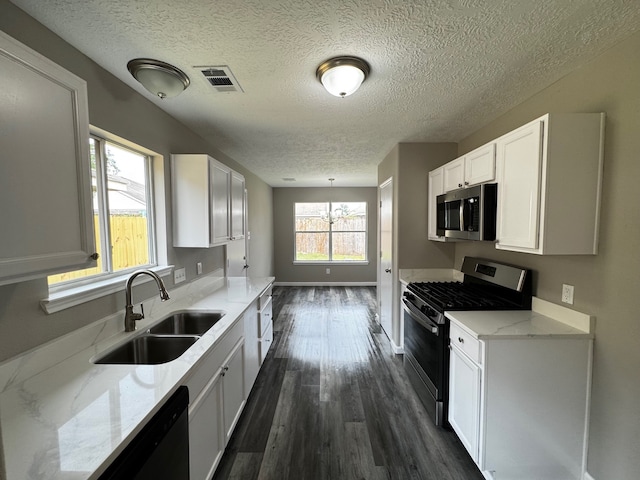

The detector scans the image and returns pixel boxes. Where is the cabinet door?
[223,340,246,443]
[464,143,496,186]
[496,120,543,250]
[230,171,245,240]
[449,345,481,462]
[428,168,445,240]
[172,155,210,248]
[210,161,231,244]
[0,32,95,285]
[244,302,261,394]
[189,371,224,480]
[443,157,465,192]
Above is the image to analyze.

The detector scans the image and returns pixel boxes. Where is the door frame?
[379,177,400,352]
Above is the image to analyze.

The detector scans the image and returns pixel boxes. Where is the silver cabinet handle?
[385,268,391,273]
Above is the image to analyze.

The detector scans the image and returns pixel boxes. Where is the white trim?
[41,265,173,314]
[584,473,595,480]
[273,281,376,287]
[389,338,404,354]
[293,261,369,265]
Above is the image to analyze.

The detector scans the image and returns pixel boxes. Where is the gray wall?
[273,187,377,284]
[396,143,458,269]
[378,143,458,345]
[0,1,274,362]
[453,31,640,480]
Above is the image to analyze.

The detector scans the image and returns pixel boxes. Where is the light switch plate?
[562,284,574,305]
[174,267,186,284]
[196,262,203,275]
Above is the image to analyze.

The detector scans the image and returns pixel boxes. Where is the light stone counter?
[445,296,595,339]
[398,268,462,285]
[0,273,274,480]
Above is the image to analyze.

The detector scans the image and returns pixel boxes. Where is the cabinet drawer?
[450,322,481,364]
[184,318,244,400]
[259,285,273,310]
[259,321,274,363]
[258,301,273,336]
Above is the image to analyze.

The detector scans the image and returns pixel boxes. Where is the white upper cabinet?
[0,32,96,286]
[443,157,465,192]
[443,143,496,192]
[464,143,496,186]
[428,167,445,241]
[230,171,246,240]
[210,161,232,245]
[172,154,246,247]
[496,113,605,255]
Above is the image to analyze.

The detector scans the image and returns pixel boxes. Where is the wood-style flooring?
[213,286,483,480]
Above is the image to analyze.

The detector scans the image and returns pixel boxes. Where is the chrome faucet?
[124,270,170,332]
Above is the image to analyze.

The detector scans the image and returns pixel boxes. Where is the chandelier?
[321,178,345,224]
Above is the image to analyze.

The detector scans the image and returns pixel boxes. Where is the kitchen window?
[294,202,367,262]
[43,131,170,313]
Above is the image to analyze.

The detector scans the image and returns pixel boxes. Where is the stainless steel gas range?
[402,257,532,427]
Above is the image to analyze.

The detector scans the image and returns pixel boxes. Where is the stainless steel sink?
[94,335,199,365]
[148,311,225,335]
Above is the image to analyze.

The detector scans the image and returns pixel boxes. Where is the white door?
[379,178,393,340]
[226,189,249,277]
[226,239,247,277]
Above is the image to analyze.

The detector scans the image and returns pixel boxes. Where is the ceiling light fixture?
[127,58,190,99]
[322,178,344,225]
[316,56,370,98]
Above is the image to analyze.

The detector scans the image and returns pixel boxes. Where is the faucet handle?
[139,303,145,320]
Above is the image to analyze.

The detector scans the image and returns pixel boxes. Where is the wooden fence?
[48,215,149,284]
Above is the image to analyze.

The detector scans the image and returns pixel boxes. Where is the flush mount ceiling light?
[127,58,190,99]
[316,56,370,98]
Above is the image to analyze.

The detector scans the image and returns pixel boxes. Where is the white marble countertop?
[0,274,274,480]
[445,297,595,340]
[399,268,462,285]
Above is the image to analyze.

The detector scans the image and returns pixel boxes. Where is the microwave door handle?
[459,200,465,232]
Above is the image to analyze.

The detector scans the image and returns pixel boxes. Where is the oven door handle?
[402,298,440,335]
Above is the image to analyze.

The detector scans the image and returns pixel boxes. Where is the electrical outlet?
[326,268,330,275]
[174,267,186,284]
[196,262,203,275]
[562,284,574,305]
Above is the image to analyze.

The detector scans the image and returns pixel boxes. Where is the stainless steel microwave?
[436,183,497,241]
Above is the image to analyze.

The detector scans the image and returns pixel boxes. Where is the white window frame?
[293,201,369,265]
[41,128,171,314]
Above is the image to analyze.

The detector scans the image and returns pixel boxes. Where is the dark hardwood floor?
[213,286,483,480]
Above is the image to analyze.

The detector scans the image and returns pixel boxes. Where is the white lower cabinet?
[222,340,245,443]
[258,285,274,363]
[448,319,592,480]
[448,339,481,462]
[184,319,246,480]
[243,300,261,394]
[188,370,224,480]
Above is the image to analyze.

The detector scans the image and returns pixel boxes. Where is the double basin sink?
[94,311,225,365]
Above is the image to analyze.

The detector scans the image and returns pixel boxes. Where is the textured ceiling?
[10,0,640,186]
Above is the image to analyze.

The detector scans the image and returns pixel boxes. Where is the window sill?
[40,265,174,314]
[293,261,369,266]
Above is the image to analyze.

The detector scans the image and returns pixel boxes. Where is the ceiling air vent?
[196,65,243,93]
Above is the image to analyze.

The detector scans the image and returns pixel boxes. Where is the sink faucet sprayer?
[124,270,170,332]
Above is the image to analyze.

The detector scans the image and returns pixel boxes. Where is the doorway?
[379,178,393,340]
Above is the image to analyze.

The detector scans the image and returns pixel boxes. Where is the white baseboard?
[390,341,404,354]
[273,281,377,286]
[584,472,595,480]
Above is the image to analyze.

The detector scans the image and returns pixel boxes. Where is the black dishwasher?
[98,386,190,480]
